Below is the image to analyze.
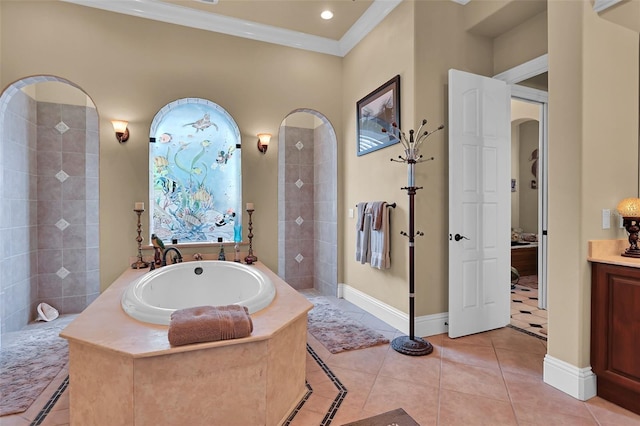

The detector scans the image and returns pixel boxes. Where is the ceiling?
[62,0,402,57]
[163,0,374,40]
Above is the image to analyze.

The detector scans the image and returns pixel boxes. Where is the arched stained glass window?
[149,98,242,243]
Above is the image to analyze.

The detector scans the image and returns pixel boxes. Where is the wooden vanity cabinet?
[590,262,640,415]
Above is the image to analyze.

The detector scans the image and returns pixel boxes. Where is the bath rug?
[342,407,420,426]
[306,296,389,354]
[0,314,76,416]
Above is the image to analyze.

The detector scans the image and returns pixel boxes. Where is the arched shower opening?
[277,109,338,296]
[0,76,99,339]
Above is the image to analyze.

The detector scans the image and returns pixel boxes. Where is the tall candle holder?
[244,208,258,265]
[131,208,150,269]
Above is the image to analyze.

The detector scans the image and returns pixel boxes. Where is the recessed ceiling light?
[321,10,334,20]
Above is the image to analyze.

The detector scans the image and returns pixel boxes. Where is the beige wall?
[413,0,494,315]
[29,82,95,107]
[341,1,416,312]
[548,1,638,367]
[494,10,547,75]
[0,1,343,289]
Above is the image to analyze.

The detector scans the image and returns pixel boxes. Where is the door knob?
[454,234,469,241]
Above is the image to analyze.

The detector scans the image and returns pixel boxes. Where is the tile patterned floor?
[510,282,548,339]
[3,291,640,425]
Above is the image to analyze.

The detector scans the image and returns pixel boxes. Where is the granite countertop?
[60,262,313,358]
[588,239,640,268]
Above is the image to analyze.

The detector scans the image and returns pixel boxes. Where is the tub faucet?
[161,247,183,266]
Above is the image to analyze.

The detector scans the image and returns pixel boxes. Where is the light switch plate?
[602,209,611,229]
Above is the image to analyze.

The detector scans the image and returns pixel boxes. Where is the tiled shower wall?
[278,122,337,296]
[0,91,99,336]
[313,123,337,296]
[279,126,315,290]
[0,90,38,333]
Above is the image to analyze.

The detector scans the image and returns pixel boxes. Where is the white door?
[448,69,511,338]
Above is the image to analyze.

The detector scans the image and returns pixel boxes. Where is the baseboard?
[543,354,597,401]
[338,283,448,337]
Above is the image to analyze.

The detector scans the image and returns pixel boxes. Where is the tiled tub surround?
[60,262,312,426]
[0,88,99,335]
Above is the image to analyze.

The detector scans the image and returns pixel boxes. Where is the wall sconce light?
[111,120,130,143]
[616,197,640,258]
[257,133,271,154]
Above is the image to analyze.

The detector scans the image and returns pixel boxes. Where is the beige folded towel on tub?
[168,305,253,346]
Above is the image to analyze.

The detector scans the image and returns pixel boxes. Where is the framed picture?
[356,75,401,156]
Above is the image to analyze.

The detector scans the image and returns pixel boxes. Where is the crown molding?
[61,0,402,57]
[493,54,548,85]
[338,0,403,56]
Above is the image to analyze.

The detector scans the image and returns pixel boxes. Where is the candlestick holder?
[244,208,258,264]
[131,208,150,269]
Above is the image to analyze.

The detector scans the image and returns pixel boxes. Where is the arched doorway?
[0,76,99,336]
[277,109,338,296]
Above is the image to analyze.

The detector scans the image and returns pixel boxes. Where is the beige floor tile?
[305,370,339,400]
[0,415,32,426]
[326,366,377,408]
[522,298,542,307]
[9,294,640,426]
[441,339,500,370]
[493,325,547,354]
[438,389,518,425]
[530,309,548,319]
[510,318,534,330]
[442,332,493,347]
[307,333,334,360]
[511,313,547,325]
[301,392,335,416]
[440,359,510,401]
[585,396,640,425]
[287,407,326,426]
[362,375,439,426]
[513,404,598,425]
[504,372,594,420]
[325,343,389,375]
[377,345,441,386]
[495,348,544,377]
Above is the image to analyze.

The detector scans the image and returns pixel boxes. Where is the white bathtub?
[121,261,276,325]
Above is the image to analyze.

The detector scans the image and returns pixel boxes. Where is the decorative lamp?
[257,133,271,154]
[616,197,640,258]
[112,120,130,143]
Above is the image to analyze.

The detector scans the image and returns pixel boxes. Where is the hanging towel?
[370,202,391,269]
[355,202,369,263]
[371,201,386,231]
[168,305,253,346]
[356,202,367,231]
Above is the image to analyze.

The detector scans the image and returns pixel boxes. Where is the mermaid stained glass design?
[149,99,241,243]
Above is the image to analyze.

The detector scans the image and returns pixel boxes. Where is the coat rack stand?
[386,119,444,356]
